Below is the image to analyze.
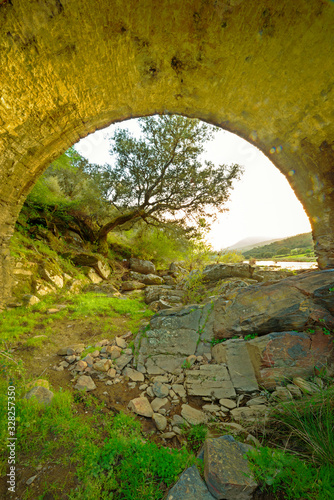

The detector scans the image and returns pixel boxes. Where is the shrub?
[219,251,244,263]
[182,424,208,452]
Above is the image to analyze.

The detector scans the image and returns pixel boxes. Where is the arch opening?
[1,0,334,306]
[74,116,313,255]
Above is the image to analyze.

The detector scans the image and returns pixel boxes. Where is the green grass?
[0,293,154,348]
[0,303,65,344]
[269,387,334,466]
[247,446,334,499]
[182,424,208,452]
[0,378,194,499]
[246,386,334,499]
[65,293,152,319]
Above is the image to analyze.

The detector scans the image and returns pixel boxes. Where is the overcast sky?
[75,118,312,250]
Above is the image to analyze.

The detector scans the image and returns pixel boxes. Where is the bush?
[219,251,244,263]
[183,424,208,452]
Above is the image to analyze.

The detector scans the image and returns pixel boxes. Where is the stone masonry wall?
[0,0,334,304]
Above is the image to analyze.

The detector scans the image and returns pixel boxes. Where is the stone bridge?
[0,0,334,305]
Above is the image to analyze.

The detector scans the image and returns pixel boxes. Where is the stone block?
[211,343,227,364]
[225,340,259,393]
[24,386,54,406]
[74,375,96,392]
[181,404,208,425]
[204,435,257,500]
[185,364,236,399]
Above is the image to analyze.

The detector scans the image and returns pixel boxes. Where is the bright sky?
[75,118,312,250]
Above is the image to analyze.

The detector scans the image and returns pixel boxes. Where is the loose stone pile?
[53,331,328,437]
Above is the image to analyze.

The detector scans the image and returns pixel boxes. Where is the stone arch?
[0,0,334,305]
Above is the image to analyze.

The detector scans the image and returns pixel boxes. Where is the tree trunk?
[95,210,144,256]
[96,234,109,256]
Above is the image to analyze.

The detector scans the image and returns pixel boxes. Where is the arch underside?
[0,0,334,303]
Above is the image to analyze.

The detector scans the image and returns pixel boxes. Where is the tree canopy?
[89,115,243,249]
[26,115,243,255]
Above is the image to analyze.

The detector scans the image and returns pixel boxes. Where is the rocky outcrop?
[213,269,334,338]
[128,271,164,285]
[144,285,185,308]
[201,263,294,285]
[135,270,334,390]
[134,303,214,374]
[247,329,334,389]
[70,253,111,279]
[202,263,256,282]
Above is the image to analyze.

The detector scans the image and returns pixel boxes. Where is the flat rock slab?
[224,341,259,393]
[167,466,215,500]
[204,435,257,500]
[123,367,145,382]
[115,353,133,370]
[181,404,208,425]
[140,328,199,357]
[230,405,268,423]
[151,397,169,412]
[185,364,236,400]
[152,413,167,431]
[121,280,145,291]
[145,355,185,373]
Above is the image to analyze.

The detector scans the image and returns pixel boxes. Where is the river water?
[244,260,318,271]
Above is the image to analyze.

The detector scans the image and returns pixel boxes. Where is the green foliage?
[27,148,106,215]
[108,224,193,265]
[0,301,65,344]
[90,115,243,242]
[0,381,194,499]
[219,251,245,263]
[65,293,153,320]
[182,359,192,370]
[0,293,153,348]
[247,447,334,499]
[182,424,208,452]
[269,387,334,466]
[244,333,258,341]
[182,269,207,304]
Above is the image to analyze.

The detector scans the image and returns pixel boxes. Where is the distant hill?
[226,236,283,252]
[242,232,313,259]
